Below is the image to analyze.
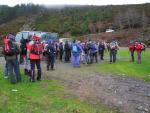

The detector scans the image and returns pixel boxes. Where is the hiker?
[45,40,56,70]
[71,40,82,67]
[24,38,31,76]
[64,41,71,62]
[83,42,90,64]
[129,41,135,62]
[27,35,43,82]
[109,39,119,64]
[91,41,98,63]
[98,41,105,61]
[42,40,49,61]
[135,41,145,64]
[59,42,64,61]
[3,33,21,84]
[80,42,86,64]
[55,42,59,59]
[20,36,31,75]
[86,41,93,64]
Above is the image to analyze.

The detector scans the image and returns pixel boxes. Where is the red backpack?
[3,35,17,56]
[135,43,142,50]
[31,41,43,55]
[129,44,135,51]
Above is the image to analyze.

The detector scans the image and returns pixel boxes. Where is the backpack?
[3,36,18,56]
[46,45,56,57]
[99,44,105,51]
[129,44,135,51]
[59,44,63,51]
[135,43,142,50]
[20,38,27,55]
[110,42,117,50]
[72,45,78,53]
[91,43,97,51]
[65,43,70,51]
[31,41,43,55]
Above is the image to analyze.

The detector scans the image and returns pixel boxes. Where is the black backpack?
[64,43,70,51]
[59,44,63,51]
[46,45,56,57]
[20,38,27,55]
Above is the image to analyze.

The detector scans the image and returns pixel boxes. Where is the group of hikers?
[2,33,146,84]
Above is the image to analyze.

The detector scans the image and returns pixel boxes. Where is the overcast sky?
[0,0,150,7]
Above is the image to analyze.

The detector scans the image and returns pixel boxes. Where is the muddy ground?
[42,61,150,113]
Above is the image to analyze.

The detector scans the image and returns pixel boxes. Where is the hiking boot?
[29,78,35,82]
[37,78,41,81]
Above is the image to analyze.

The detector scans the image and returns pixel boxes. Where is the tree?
[125,8,141,29]
[142,9,148,29]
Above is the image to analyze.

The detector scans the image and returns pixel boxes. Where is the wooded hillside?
[0,3,150,45]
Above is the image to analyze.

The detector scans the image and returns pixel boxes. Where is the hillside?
[0,3,150,45]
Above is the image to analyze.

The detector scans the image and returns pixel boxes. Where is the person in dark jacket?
[59,42,64,61]
[98,41,105,61]
[46,41,56,70]
[64,41,71,62]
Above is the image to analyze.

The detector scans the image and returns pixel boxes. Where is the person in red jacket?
[129,41,135,62]
[135,41,143,64]
[27,35,43,82]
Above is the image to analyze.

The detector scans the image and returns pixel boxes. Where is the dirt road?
[41,61,150,113]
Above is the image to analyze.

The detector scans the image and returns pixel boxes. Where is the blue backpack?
[92,44,97,51]
[72,45,78,53]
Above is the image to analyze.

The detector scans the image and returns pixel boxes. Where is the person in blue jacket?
[71,40,82,67]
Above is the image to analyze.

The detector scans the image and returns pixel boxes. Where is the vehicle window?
[15,32,29,42]
[15,33,22,42]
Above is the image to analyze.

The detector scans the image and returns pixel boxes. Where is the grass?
[95,47,150,81]
[0,70,118,113]
[0,47,149,113]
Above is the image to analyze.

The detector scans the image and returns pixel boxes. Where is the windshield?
[15,32,29,42]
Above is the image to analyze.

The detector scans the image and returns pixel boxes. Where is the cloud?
[0,0,149,7]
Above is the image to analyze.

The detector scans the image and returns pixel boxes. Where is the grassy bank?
[95,48,150,81]
[0,70,118,113]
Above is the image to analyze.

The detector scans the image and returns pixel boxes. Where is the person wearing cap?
[27,35,43,82]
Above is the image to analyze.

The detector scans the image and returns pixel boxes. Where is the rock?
[137,106,149,112]
[118,101,123,105]
[137,106,144,111]
[135,84,140,87]
[144,93,150,97]
[144,108,149,112]
[147,94,150,97]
